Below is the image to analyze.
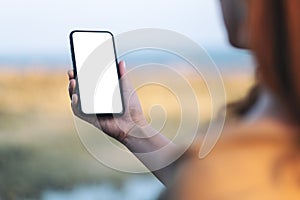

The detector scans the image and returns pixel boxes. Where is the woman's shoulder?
[167,119,300,200]
[189,118,298,156]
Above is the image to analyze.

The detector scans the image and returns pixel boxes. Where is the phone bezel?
[69,30,124,116]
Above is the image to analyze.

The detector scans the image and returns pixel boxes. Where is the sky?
[0,0,230,56]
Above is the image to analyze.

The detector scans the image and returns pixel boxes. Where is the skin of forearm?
[122,125,180,187]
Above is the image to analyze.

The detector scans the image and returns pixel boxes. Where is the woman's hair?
[230,0,300,120]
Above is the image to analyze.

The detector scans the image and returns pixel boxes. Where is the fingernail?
[71,94,76,104]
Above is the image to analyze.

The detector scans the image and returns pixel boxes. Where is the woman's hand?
[68,61,148,143]
[68,61,176,186]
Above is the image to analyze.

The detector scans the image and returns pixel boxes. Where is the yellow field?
[0,66,254,198]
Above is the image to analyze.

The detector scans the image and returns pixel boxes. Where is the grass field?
[0,65,254,199]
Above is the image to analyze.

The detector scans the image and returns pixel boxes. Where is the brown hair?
[230,0,300,120]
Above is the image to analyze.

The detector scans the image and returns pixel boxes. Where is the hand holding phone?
[68,31,175,182]
[68,30,147,140]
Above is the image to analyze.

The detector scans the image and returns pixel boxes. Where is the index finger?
[68,70,74,80]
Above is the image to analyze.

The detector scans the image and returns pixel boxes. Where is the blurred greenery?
[0,69,130,199]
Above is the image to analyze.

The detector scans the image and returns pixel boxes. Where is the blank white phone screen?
[71,31,123,114]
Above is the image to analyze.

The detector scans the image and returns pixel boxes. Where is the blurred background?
[0,0,255,199]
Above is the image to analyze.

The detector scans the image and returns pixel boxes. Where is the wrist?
[115,118,148,144]
[121,124,157,152]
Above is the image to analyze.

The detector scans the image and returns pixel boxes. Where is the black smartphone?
[69,30,124,115]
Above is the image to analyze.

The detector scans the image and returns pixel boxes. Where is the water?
[42,176,164,200]
[0,48,254,71]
